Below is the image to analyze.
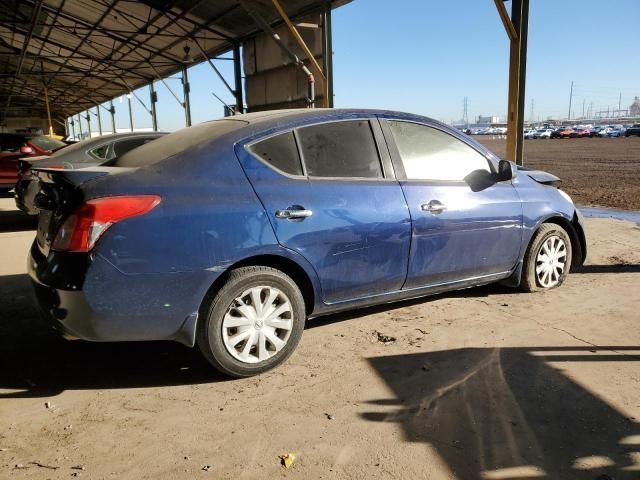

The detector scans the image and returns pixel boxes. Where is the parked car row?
[25,109,587,377]
[509,124,638,139]
[0,132,166,212]
[0,133,68,192]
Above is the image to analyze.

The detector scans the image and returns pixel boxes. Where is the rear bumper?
[28,241,212,346]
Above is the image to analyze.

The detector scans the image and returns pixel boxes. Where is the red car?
[0,134,67,192]
[558,128,576,138]
[573,128,591,138]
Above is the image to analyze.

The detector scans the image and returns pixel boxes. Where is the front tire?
[197,266,306,377]
[521,224,573,292]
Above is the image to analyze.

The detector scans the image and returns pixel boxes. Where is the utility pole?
[462,96,469,127]
[568,81,574,120]
[618,92,622,118]
[530,98,534,124]
[582,98,585,119]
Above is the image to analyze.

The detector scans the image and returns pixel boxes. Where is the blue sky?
[79,0,640,133]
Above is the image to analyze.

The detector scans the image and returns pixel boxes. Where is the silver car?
[15,132,166,214]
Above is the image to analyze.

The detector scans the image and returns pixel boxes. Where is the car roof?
[115,108,498,170]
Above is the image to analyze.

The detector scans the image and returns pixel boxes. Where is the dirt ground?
[1,196,639,479]
[476,136,640,211]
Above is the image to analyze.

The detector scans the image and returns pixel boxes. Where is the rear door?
[236,118,411,304]
[381,119,523,289]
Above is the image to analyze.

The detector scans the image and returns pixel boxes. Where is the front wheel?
[521,224,573,292]
[197,266,306,377]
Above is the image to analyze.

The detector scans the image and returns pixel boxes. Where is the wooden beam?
[494,0,518,42]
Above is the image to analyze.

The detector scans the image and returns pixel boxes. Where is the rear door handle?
[421,200,446,214]
[275,208,313,220]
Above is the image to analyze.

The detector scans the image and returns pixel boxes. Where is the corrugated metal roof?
[0,0,349,122]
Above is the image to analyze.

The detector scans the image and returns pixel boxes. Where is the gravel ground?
[1,197,639,479]
[476,136,640,211]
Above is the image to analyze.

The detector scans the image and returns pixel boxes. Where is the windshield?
[112,119,247,168]
[27,135,66,152]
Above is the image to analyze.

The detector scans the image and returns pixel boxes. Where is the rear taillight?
[52,195,161,253]
[46,165,65,169]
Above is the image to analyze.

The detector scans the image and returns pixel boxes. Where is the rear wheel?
[521,224,572,292]
[197,266,306,377]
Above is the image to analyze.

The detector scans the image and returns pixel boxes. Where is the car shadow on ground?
[0,274,229,399]
[307,282,526,330]
[575,264,640,274]
[3,262,636,398]
[362,346,640,480]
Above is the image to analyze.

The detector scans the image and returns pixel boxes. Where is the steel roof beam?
[2,0,44,124]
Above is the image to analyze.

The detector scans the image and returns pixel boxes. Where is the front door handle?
[275,208,313,220]
[421,200,447,214]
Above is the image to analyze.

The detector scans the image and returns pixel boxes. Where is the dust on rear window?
[112,120,247,167]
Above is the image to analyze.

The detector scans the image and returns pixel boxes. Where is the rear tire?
[521,224,573,292]
[197,266,306,378]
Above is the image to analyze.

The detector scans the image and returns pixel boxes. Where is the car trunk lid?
[32,167,118,256]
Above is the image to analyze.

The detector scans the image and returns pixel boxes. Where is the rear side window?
[248,131,302,176]
[297,120,383,178]
[89,144,110,160]
[388,121,490,181]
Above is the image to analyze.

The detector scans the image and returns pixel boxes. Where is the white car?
[535,129,553,139]
[524,129,537,139]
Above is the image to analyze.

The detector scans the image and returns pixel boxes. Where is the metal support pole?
[127,95,134,132]
[96,106,102,135]
[150,81,159,131]
[233,43,244,113]
[109,100,116,134]
[271,0,328,107]
[321,4,334,108]
[504,0,529,166]
[85,111,92,138]
[70,117,76,140]
[77,113,83,140]
[43,85,54,136]
[65,117,69,139]
[182,65,192,126]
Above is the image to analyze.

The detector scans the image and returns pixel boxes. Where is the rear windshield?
[112,120,247,168]
[28,136,66,152]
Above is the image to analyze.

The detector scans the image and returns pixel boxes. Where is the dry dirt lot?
[0,196,639,480]
[476,136,640,211]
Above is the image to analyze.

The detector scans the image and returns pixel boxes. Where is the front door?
[381,119,523,289]
[236,118,412,304]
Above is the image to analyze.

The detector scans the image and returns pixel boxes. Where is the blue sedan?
[29,109,586,377]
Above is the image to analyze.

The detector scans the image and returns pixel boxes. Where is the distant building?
[477,115,501,124]
[630,97,640,117]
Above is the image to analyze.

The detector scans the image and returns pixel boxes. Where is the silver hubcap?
[222,286,293,364]
[535,235,567,288]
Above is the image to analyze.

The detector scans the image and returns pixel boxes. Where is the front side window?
[113,138,155,157]
[297,120,383,178]
[388,121,490,181]
[248,131,302,176]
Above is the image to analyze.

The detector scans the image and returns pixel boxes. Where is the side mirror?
[20,145,34,155]
[496,160,514,182]
[464,169,496,192]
